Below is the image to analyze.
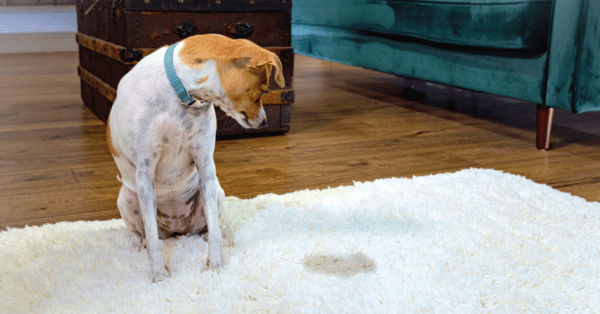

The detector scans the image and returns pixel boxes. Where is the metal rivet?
[249,0,255,5]
[215,0,220,4]
[178,0,183,4]
[281,0,287,3]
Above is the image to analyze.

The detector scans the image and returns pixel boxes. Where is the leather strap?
[164,43,196,107]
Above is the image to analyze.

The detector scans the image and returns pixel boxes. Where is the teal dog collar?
[164,43,196,107]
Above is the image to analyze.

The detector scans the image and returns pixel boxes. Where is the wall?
[0,2,77,53]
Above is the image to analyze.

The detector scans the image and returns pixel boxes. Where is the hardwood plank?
[0,165,119,198]
[0,52,78,77]
[0,170,79,198]
[1,52,600,231]
[0,187,120,230]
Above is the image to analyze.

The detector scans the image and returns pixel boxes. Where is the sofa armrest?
[545,0,600,113]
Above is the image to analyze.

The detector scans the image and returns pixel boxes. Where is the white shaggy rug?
[1,168,599,313]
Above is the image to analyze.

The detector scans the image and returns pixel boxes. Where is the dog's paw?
[151,265,170,283]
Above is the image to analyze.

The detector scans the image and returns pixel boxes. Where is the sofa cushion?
[292,0,552,50]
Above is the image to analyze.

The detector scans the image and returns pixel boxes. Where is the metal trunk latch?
[121,49,143,63]
[229,21,254,38]
[173,21,195,39]
[281,91,294,103]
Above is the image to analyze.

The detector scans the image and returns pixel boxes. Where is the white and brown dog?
[106,34,285,282]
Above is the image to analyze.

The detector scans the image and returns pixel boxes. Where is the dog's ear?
[267,56,285,88]
[238,48,284,88]
[236,53,285,88]
[234,57,252,69]
[260,53,285,89]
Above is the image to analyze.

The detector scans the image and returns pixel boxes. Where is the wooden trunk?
[75,0,294,136]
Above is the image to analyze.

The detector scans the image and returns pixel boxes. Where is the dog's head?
[179,35,285,129]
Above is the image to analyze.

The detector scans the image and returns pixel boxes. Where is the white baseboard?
[0,32,77,53]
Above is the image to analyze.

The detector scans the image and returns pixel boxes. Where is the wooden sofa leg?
[536,103,554,150]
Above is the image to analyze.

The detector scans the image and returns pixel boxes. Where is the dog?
[106,34,285,282]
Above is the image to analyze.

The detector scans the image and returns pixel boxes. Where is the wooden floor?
[1,52,599,230]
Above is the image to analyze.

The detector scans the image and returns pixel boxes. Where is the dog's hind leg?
[117,185,150,250]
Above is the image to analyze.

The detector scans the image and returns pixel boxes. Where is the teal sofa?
[291,0,600,149]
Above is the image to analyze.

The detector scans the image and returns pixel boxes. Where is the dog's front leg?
[194,154,223,270]
[136,165,168,282]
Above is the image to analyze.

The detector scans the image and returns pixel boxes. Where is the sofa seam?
[571,0,588,113]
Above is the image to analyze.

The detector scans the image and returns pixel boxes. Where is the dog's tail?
[116,174,137,192]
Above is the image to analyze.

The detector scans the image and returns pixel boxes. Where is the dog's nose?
[259,119,268,129]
